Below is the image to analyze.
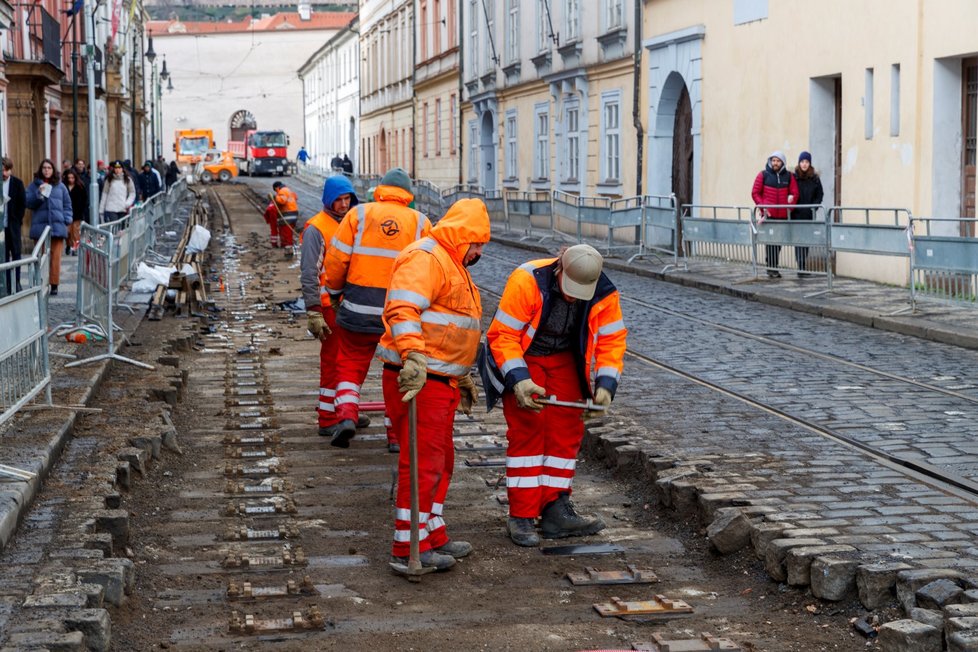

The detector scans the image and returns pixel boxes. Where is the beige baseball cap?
[559,244,603,300]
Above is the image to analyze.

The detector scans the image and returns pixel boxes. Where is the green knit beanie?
[380,167,412,193]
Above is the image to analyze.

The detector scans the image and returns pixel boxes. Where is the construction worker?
[272,180,299,251]
[482,244,627,547]
[377,198,490,570]
[300,175,360,438]
[324,167,432,449]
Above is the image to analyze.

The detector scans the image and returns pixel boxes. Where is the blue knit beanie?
[798,151,812,164]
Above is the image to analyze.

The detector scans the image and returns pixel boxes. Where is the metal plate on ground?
[632,633,742,651]
[225,479,293,494]
[226,461,287,476]
[541,543,625,556]
[229,607,324,634]
[224,523,299,541]
[593,595,693,618]
[464,455,505,467]
[226,576,317,600]
[221,546,307,569]
[567,564,658,586]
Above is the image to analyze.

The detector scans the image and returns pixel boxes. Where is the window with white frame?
[534,104,550,180]
[505,110,518,180]
[468,120,479,181]
[506,0,519,64]
[483,0,495,73]
[449,94,457,154]
[468,0,479,79]
[565,0,580,42]
[600,93,621,182]
[423,102,429,157]
[605,0,623,31]
[563,103,579,182]
[537,0,549,53]
[435,98,442,155]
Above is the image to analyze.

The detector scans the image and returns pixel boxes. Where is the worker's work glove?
[329,295,341,311]
[584,387,613,421]
[513,379,546,412]
[456,374,478,415]
[306,310,330,340]
[398,351,428,402]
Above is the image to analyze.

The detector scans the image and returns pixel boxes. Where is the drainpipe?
[411,4,417,178]
[457,2,464,185]
[631,0,643,197]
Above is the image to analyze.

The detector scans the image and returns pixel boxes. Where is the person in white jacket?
[98,160,136,222]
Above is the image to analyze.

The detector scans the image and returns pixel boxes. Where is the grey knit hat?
[380,167,413,193]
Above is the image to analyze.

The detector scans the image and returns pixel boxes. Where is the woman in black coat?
[792,151,824,275]
[64,169,88,255]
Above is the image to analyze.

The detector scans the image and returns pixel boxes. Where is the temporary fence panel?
[912,217,978,306]
[680,205,756,271]
[552,190,580,240]
[751,205,830,280]
[623,194,681,269]
[0,228,52,428]
[483,190,505,226]
[501,191,553,241]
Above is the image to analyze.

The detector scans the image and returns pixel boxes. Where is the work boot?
[387,441,400,454]
[318,424,340,438]
[507,517,540,547]
[330,419,356,448]
[539,494,606,539]
[765,269,781,279]
[356,414,371,428]
[390,549,456,571]
[50,284,58,296]
[434,540,472,559]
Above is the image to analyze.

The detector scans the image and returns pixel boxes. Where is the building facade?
[413,0,460,188]
[150,12,353,162]
[460,0,638,197]
[641,0,978,283]
[298,17,360,173]
[358,0,414,176]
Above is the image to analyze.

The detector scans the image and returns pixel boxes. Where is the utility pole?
[85,0,99,226]
[71,21,79,162]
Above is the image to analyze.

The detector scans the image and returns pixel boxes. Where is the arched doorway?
[378,128,388,174]
[228,109,257,142]
[671,83,693,247]
[479,111,496,191]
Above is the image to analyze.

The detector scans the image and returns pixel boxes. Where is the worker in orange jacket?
[377,198,489,571]
[272,180,299,250]
[482,245,627,547]
[323,167,432,449]
[300,175,362,437]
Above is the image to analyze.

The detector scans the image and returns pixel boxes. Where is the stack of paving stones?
[583,418,978,652]
[0,335,192,651]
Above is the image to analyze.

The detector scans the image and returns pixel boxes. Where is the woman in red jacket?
[751,151,798,278]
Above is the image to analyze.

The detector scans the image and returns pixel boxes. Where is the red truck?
[228,129,290,176]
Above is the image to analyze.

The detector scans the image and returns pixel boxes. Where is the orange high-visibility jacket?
[324,185,432,334]
[485,258,627,405]
[377,198,490,377]
[299,210,344,310]
[274,186,299,216]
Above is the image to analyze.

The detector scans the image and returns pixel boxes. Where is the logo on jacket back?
[381,219,400,237]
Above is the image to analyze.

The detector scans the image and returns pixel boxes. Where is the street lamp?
[158,57,169,158]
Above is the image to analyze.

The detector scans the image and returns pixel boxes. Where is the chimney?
[297,2,311,20]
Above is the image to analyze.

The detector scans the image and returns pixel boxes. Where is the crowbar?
[389,397,436,581]
[538,395,606,411]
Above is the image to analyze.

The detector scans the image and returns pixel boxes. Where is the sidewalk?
[491,231,978,351]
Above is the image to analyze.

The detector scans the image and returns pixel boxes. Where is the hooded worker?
[482,244,627,547]
[376,198,490,571]
[301,175,362,439]
[323,167,432,449]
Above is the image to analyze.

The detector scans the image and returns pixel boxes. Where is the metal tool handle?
[407,397,422,574]
[539,394,607,411]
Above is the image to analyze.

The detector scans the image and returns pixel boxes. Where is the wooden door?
[834,77,842,207]
[962,58,977,235]
[671,83,693,250]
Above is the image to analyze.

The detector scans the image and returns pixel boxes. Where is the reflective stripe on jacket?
[324,184,432,333]
[376,198,490,378]
[484,258,627,406]
[299,209,344,309]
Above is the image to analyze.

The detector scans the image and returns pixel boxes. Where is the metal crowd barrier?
[503,190,553,241]
[911,217,978,307]
[620,194,682,270]
[751,204,829,282]
[680,205,756,272]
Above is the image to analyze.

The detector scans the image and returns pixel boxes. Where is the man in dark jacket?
[751,150,799,278]
[137,161,161,201]
[3,157,27,292]
[341,155,354,174]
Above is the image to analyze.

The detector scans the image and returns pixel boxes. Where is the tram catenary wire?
[477,266,978,504]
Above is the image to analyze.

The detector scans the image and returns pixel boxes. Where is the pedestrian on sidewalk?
[297,146,309,166]
[323,167,432,449]
[482,244,627,547]
[63,169,88,255]
[377,198,490,571]
[73,158,91,189]
[792,151,824,277]
[751,150,798,278]
[271,180,300,253]
[165,161,179,188]
[3,158,27,293]
[137,161,161,202]
[26,159,72,296]
[300,175,358,439]
[98,161,136,222]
